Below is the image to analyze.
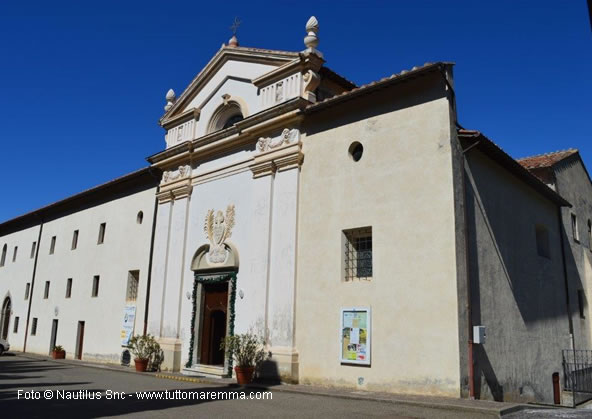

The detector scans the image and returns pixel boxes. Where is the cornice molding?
[160,47,297,125]
[148,98,306,167]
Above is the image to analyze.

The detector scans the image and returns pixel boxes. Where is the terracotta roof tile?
[517,150,579,169]
[306,62,453,113]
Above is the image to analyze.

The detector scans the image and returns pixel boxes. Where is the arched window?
[207,102,244,133]
[137,211,144,225]
[0,244,7,267]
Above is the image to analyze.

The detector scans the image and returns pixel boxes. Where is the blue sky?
[0,1,590,222]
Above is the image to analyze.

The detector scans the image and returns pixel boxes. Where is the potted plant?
[222,331,267,385]
[128,334,160,372]
[51,345,66,359]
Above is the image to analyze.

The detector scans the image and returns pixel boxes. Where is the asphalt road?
[0,354,411,418]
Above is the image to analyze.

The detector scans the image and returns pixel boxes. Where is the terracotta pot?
[52,350,65,359]
[234,366,255,385]
[134,358,149,372]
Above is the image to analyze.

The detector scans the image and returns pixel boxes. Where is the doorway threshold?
[183,364,228,378]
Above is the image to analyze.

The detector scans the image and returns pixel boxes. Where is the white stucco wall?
[25,186,156,362]
[296,79,462,396]
[0,225,42,351]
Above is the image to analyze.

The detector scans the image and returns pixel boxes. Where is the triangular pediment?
[160,46,299,126]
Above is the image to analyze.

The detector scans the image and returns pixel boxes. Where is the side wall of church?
[296,74,463,396]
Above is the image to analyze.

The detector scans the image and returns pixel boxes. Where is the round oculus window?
[348,142,364,162]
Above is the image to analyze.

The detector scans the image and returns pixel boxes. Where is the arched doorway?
[187,241,239,375]
[1,297,11,340]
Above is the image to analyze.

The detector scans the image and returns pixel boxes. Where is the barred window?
[126,270,139,302]
[343,227,373,281]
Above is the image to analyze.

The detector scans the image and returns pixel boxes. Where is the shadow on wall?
[464,156,582,404]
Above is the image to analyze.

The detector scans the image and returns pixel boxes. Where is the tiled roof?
[457,129,571,207]
[517,149,579,169]
[306,61,453,113]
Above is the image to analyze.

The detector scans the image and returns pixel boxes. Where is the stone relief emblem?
[257,128,300,152]
[163,165,191,183]
[204,204,235,263]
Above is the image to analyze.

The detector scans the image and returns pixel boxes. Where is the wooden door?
[200,282,228,365]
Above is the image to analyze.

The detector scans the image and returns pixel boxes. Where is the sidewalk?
[19,352,536,418]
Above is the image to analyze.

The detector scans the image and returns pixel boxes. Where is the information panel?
[120,305,136,347]
[340,307,371,365]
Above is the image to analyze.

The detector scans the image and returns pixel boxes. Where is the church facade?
[1,17,591,405]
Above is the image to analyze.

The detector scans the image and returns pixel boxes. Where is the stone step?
[182,364,228,378]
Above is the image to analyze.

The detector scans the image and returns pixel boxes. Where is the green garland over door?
[185,271,237,376]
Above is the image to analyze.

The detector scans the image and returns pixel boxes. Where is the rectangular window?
[12,246,18,262]
[343,227,373,281]
[126,270,139,302]
[13,316,19,333]
[535,224,551,259]
[92,275,100,297]
[97,223,106,245]
[24,283,30,300]
[66,278,72,298]
[30,241,36,259]
[31,318,38,335]
[0,245,6,267]
[49,236,56,254]
[71,230,79,250]
[44,281,50,299]
[578,290,586,319]
[572,213,579,242]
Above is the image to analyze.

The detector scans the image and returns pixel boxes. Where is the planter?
[134,358,149,372]
[52,350,65,359]
[234,366,255,385]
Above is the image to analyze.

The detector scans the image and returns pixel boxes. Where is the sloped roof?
[458,129,570,207]
[0,167,161,235]
[517,149,579,169]
[305,61,453,113]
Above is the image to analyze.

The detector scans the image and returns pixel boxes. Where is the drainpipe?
[439,63,477,399]
[143,170,161,336]
[23,217,43,352]
[461,142,479,399]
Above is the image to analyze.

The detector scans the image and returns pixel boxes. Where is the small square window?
[31,318,38,335]
[66,278,72,298]
[343,227,373,281]
[97,223,106,245]
[92,275,100,297]
[49,236,56,255]
[44,281,50,299]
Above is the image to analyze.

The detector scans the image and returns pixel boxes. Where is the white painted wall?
[0,225,41,351]
[25,186,156,362]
